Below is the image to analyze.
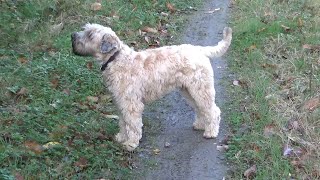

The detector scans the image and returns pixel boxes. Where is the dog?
[71,23,232,151]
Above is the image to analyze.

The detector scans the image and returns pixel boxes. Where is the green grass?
[0,0,201,179]
[227,0,320,179]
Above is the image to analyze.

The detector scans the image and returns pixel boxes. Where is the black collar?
[100,51,120,71]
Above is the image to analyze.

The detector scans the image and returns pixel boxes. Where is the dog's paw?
[203,130,218,139]
[122,141,138,151]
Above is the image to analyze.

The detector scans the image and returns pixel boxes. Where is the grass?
[226,0,320,179]
[0,0,201,179]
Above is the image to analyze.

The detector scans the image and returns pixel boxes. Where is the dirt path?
[137,0,231,179]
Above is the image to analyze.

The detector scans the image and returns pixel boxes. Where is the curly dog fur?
[71,24,232,151]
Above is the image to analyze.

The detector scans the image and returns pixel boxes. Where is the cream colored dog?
[71,24,232,151]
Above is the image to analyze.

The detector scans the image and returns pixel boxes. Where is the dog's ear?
[100,34,117,54]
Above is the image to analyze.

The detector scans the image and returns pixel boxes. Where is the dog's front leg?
[117,100,144,151]
[115,115,128,143]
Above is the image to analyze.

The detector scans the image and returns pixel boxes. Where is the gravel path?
[138,0,231,179]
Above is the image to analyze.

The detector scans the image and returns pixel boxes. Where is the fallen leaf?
[264,11,272,16]
[91,2,102,11]
[166,2,176,13]
[283,144,293,157]
[281,24,290,32]
[245,45,256,52]
[87,96,99,103]
[297,18,303,27]
[24,141,43,154]
[17,87,28,96]
[263,124,275,137]
[257,28,266,33]
[164,142,171,148]
[233,80,240,86]
[291,160,304,168]
[74,157,88,168]
[232,79,248,88]
[102,114,119,120]
[42,141,61,149]
[153,148,161,155]
[86,61,93,69]
[141,27,158,34]
[144,36,150,43]
[18,56,28,64]
[216,144,229,152]
[243,165,257,178]
[287,120,299,130]
[160,12,169,16]
[205,8,221,14]
[302,97,320,111]
[261,63,277,69]
[51,78,59,89]
[50,22,64,35]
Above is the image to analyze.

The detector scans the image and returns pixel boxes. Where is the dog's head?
[71,24,120,60]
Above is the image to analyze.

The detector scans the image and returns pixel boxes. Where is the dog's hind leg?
[180,88,205,130]
[186,80,221,138]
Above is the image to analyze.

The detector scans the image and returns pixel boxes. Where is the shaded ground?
[137,0,231,179]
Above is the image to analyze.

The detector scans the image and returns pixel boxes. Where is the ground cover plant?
[226,0,319,179]
[0,0,201,179]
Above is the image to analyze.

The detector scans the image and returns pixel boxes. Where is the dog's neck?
[100,51,120,71]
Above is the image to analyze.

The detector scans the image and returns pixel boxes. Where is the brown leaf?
[245,45,256,52]
[263,124,275,137]
[51,78,59,89]
[87,96,99,103]
[302,97,320,111]
[17,87,28,96]
[166,2,176,13]
[91,2,102,11]
[297,18,303,27]
[281,24,290,32]
[261,63,277,69]
[243,165,257,178]
[24,140,43,154]
[74,157,88,168]
[153,148,161,155]
[141,27,158,34]
[86,61,93,70]
[18,56,28,64]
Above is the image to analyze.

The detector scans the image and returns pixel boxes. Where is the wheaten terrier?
[71,23,232,151]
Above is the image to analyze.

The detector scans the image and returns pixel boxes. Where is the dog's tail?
[201,27,232,58]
